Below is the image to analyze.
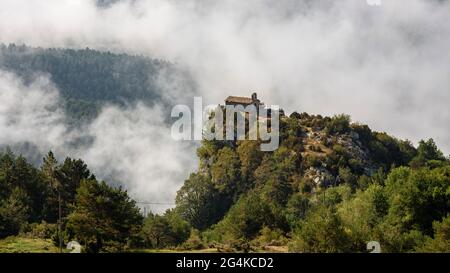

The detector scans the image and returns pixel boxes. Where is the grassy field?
[0,236,288,253]
[131,248,220,253]
[131,246,288,253]
[0,236,60,253]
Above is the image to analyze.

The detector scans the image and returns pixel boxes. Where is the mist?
[0,0,450,210]
[0,70,197,212]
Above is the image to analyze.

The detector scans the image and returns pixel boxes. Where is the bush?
[298,177,314,194]
[24,221,57,239]
[289,206,351,253]
[252,226,288,247]
[303,155,322,169]
[213,192,273,241]
[285,193,310,227]
[416,215,450,252]
[181,229,205,250]
[325,114,351,136]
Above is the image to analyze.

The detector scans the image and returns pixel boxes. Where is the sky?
[0,0,449,210]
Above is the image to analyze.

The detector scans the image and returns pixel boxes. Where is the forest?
[1,112,449,252]
[0,43,194,123]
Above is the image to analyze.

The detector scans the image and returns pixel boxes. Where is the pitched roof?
[225,96,254,104]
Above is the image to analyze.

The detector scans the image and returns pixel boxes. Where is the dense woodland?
[1,112,449,252]
[170,113,450,252]
[0,43,193,123]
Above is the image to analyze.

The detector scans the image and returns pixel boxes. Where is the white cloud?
[2,0,448,152]
[0,71,67,151]
[0,71,197,212]
[80,103,197,207]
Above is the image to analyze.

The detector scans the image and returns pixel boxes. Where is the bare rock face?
[295,114,384,189]
[304,167,336,188]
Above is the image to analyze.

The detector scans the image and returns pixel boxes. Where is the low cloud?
[0,71,67,152]
[1,0,449,153]
[80,103,197,207]
[0,71,197,212]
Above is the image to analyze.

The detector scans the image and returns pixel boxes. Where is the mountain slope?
[171,111,449,252]
[0,44,193,122]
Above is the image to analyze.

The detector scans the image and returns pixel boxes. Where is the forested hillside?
[1,112,448,253]
[0,44,192,122]
[168,112,450,253]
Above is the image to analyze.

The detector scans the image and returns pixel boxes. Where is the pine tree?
[66,179,143,252]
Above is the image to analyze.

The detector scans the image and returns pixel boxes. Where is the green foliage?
[260,171,292,207]
[1,152,47,219]
[417,139,446,162]
[302,155,322,169]
[65,179,143,253]
[214,191,273,241]
[40,152,94,223]
[368,133,414,169]
[253,226,287,246]
[0,187,30,238]
[384,166,450,235]
[325,114,351,135]
[338,185,388,251]
[372,223,426,253]
[0,43,191,122]
[289,206,351,253]
[58,158,94,205]
[410,139,446,168]
[190,125,448,253]
[338,167,358,188]
[236,140,263,187]
[211,147,241,195]
[196,140,228,170]
[0,236,60,253]
[181,229,205,250]
[176,173,230,230]
[165,210,191,246]
[285,193,310,227]
[318,184,353,208]
[416,215,450,252]
[24,221,56,240]
[141,210,190,249]
[352,123,417,169]
[1,106,449,253]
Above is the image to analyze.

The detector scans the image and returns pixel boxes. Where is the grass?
[0,237,221,253]
[0,237,288,253]
[0,236,60,253]
[129,248,219,253]
[130,246,288,253]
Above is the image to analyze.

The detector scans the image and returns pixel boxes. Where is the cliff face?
[298,115,378,187]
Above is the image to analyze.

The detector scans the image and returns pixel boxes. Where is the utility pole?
[58,190,62,253]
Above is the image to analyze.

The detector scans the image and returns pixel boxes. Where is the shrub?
[25,221,57,239]
[253,226,288,247]
[303,155,322,169]
[289,206,351,253]
[325,114,351,136]
[181,229,205,250]
[416,215,450,252]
